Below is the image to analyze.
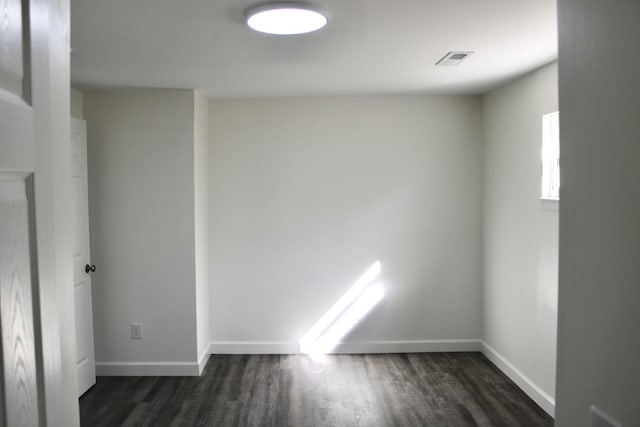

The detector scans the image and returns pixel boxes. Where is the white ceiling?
[70,0,558,99]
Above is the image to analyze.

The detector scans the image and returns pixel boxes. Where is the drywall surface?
[194,91,210,365]
[556,1,640,425]
[208,96,483,351]
[71,88,83,119]
[84,90,198,366]
[482,62,558,414]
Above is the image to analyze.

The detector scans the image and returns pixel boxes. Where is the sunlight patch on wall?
[299,261,384,355]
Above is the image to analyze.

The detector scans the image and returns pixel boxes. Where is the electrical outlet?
[131,323,143,340]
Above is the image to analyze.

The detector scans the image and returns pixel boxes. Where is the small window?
[541,111,560,200]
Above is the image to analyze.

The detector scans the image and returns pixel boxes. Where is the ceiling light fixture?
[245,2,328,35]
[436,51,474,67]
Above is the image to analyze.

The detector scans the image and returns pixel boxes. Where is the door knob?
[85,264,96,274]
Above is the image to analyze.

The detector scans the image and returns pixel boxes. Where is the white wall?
[556,1,640,425]
[482,62,558,415]
[84,90,199,374]
[194,91,210,370]
[208,96,483,353]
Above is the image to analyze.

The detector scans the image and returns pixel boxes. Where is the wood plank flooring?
[79,352,552,426]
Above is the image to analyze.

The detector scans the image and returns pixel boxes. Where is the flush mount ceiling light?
[245,2,328,35]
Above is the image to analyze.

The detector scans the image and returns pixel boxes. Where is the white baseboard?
[332,339,483,353]
[197,350,211,375]
[481,342,555,417]
[208,339,482,355]
[208,341,299,354]
[95,361,200,376]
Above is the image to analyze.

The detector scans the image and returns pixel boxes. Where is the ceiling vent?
[436,51,474,67]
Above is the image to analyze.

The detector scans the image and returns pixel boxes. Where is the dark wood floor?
[80,352,552,426]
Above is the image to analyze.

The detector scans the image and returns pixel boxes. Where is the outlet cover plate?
[131,323,143,340]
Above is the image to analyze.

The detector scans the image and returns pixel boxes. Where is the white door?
[1,0,70,425]
[71,118,96,396]
[0,0,42,423]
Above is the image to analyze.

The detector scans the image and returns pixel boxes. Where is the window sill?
[540,197,559,212]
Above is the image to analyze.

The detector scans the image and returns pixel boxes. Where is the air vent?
[436,51,474,67]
